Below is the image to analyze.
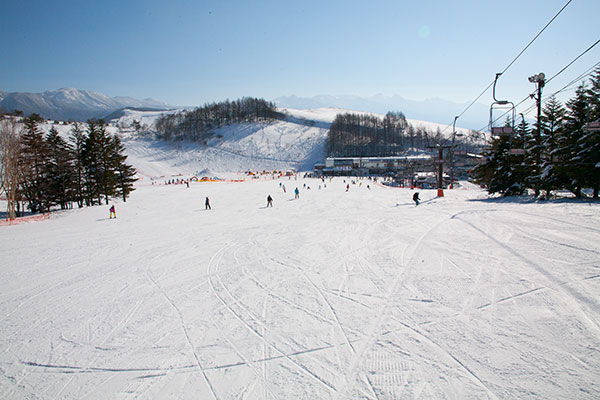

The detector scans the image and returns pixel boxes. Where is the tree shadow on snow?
[466,196,598,205]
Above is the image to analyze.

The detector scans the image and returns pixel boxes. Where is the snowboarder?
[205,197,211,210]
[294,187,300,199]
[267,195,273,207]
[109,205,116,219]
[413,192,420,206]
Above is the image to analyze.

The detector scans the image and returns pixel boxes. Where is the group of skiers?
[109,181,422,218]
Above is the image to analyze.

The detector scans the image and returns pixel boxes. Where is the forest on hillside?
[326,111,481,157]
[155,97,282,143]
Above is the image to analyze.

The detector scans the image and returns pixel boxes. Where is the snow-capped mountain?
[0,87,172,121]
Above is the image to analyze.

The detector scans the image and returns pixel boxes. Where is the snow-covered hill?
[35,107,474,178]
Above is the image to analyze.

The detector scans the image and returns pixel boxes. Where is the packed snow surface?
[1,177,599,399]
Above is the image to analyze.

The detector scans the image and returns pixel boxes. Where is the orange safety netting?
[0,213,50,227]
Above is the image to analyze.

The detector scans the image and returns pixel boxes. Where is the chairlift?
[489,73,516,137]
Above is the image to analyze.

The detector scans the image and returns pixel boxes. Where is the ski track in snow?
[1,177,599,399]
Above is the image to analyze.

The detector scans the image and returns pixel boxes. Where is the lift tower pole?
[426,143,453,197]
[528,72,545,197]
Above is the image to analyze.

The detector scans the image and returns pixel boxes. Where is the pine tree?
[46,126,75,209]
[19,114,51,213]
[70,123,87,208]
[109,135,137,202]
[589,67,600,121]
[558,84,591,197]
[511,116,529,194]
[582,68,600,197]
[474,120,525,195]
[82,120,110,206]
[538,96,566,197]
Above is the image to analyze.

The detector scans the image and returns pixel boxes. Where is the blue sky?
[1,0,598,113]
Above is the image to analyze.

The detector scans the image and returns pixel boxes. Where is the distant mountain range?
[273,94,489,131]
[0,88,173,121]
[0,87,490,130]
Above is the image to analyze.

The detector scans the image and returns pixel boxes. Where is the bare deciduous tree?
[0,117,23,219]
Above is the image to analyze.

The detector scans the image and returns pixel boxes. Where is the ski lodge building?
[316,153,483,185]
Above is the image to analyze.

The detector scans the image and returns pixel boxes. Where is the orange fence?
[0,213,50,227]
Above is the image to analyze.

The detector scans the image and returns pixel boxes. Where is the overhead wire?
[479,41,600,133]
[519,61,600,117]
[439,0,574,136]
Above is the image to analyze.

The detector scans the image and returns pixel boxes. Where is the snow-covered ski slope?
[119,107,472,177]
[34,107,472,178]
[1,177,599,399]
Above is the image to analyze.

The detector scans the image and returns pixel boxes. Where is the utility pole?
[528,72,545,197]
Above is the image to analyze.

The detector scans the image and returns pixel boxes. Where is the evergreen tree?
[46,126,75,209]
[70,123,87,208]
[538,96,566,197]
[511,116,529,193]
[589,67,600,121]
[82,120,111,205]
[558,84,591,197]
[109,135,137,202]
[474,120,525,195]
[582,69,600,197]
[19,114,51,212]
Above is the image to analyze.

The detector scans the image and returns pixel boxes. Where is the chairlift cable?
[442,0,573,134]
[545,39,600,85]
[499,0,573,76]
[479,59,600,132]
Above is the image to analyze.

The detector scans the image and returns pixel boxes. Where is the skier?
[283,184,286,193]
[205,196,211,210]
[294,187,300,199]
[109,205,116,219]
[346,184,350,192]
[267,194,273,207]
[413,192,420,206]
